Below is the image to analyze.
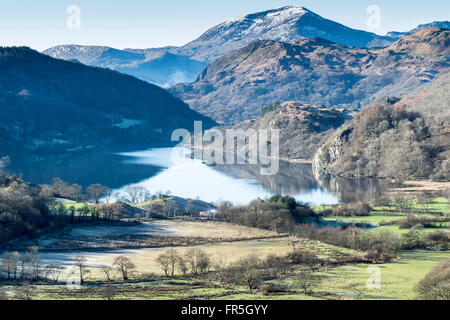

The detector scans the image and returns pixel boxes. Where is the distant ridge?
[0,46,216,155]
[44,6,396,86]
[387,21,450,38]
[170,28,449,124]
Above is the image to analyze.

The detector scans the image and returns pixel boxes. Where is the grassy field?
[323,214,404,226]
[11,249,446,300]
[317,197,449,235]
[372,197,450,214]
[2,197,448,301]
[313,250,450,300]
[51,236,359,281]
[157,220,278,239]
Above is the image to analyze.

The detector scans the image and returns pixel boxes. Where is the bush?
[397,215,449,230]
[0,179,52,245]
[425,231,449,250]
[258,283,283,296]
[402,227,426,250]
[217,196,316,233]
[416,259,450,300]
[288,250,322,271]
[330,202,372,217]
[294,224,401,261]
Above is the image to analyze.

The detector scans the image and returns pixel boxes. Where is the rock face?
[313,70,450,181]
[44,6,395,86]
[0,47,216,155]
[220,101,350,160]
[312,124,353,176]
[171,29,449,124]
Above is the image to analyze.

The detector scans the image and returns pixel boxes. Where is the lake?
[9,147,393,205]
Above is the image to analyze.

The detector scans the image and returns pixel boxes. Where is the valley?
[0,4,449,303]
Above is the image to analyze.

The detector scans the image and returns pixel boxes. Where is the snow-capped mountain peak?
[44,45,112,65]
[177,6,394,61]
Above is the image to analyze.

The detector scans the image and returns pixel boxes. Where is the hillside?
[44,6,395,86]
[0,47,215,156]
[219,101,350,160]
[43,46,207,87]
[173,6,394,62]
[388,28,450,56]
[313,71,450,181]
[387,21,450,39]
[171,29,449,124]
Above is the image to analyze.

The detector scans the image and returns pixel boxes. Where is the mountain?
[387,21,450,39]
[218,101,350,160]
[0,47,216,156]
[388,28,450,56]
[43,45,207,87]
[313,70,450,181]
[170,28,449,124]
[44,6,395,87]
[172,6,395,62]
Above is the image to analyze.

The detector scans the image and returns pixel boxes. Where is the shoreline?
[390,180,450,194]
[189,145,313,165]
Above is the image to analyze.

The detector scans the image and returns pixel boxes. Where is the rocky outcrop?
[218,101,350,160]
[312,71,450,181]
[312,123,353,176]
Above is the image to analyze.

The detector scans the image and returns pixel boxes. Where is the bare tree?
[156,249,180,278]
[86,184,109,204]
[177,256,188,277]
[113,256,136,282]
[18,254,31,279]
[391,194,410,214]
[289,250,321,272]
[103,188,114,204]
[184,249,211,275]
[26,247,42,281]
[99,284,117,301]
[266,254,290,276]
[73,256,91,284]
[297,274,322,294]
[101,265,114,282]
[68,184,83,202]
[124,186,150,204]
[239,255,264,291]
[44,265,63,283]
[0,251,19,279]
[416,192,431,212]
[214,257,228,282]
[51,178,68,197]
[156,253,171,277]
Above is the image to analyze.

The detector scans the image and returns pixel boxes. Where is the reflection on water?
[313,172,393,203]
[7,148,392,205]
[7,150,163,189]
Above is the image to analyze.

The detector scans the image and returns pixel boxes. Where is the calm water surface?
[9,148,392,205]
